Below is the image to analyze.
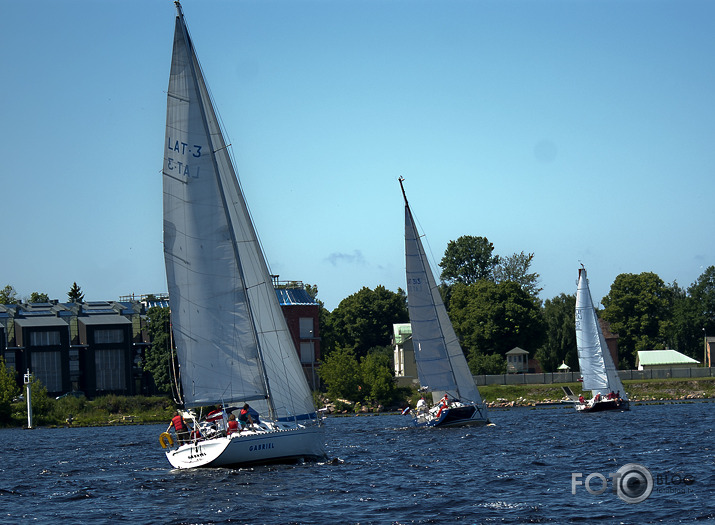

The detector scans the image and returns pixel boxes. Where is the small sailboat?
[159,2,325,468]
[574,266,629,412]
[399,177,489,427]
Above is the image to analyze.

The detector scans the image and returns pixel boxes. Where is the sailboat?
[399,177,489,427]
[574,266,629,412]
[159,2,325,468]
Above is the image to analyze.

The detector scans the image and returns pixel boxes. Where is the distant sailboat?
[159,1,325,468]
[400,177,489,427]
[574,266,629,412]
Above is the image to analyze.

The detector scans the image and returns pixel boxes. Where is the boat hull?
[576,399,630,413]
[413,404,490,428]
[166,423,325,469]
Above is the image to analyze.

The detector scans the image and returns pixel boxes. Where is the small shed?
[636,350,700,370]
[506,347,529,373]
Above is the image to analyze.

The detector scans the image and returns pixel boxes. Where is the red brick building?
[274,282,321,390]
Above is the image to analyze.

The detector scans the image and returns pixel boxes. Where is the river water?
[1,401,713,524]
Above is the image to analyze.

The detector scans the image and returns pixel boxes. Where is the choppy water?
[1,401,713,524]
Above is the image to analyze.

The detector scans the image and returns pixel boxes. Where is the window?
[94,329,124,344]
[31,351,62,392]
[299,318,314,339]
[3,352,16,372]
[30,330,60,347]
[300,342,315,364]
[95,349,126,391]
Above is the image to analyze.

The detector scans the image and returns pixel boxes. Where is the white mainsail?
[162,4,316,421]
[401,180,483,405]
[575,267,627,400]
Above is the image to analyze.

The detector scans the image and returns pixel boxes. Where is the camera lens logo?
[615,463,654,504]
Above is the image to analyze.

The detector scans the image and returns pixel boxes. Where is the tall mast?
[172,1,276,417]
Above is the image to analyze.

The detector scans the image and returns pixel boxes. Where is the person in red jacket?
[169,411,190,445]
[227,413,239,435]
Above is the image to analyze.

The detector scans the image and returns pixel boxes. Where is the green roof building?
[636,350,700,370]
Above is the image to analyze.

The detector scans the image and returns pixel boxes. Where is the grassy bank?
[479,377,715,407]
[6,394,176,428]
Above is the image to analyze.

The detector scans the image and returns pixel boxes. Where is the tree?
[360,347,399,406]
[688,266,715,335]
[664,281,700,360]
[324,286,408,358]
[0,285,19,305]
[601,272,673,368]
[143,306,174,394]
[67,282,84,303]
[29,292,50,303]
[534,293,577,372]
[671,266,715,361]
[468,352,506,375]
[448,280,545,358]
[317,346,363,402]
[439,235,500,285]
[493,252,542,299]
[0,358,19,424]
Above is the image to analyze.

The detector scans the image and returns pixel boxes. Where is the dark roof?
[275,288,318,306]
[79,316,131,326]
[15,317,69,328]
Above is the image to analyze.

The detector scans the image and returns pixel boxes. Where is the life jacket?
[172,414,186,431]
[228,420,239,434]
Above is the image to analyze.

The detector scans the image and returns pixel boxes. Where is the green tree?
[448,280,545,357]
[317,346,363,402]
[67,282,84,303]
[325,286,408,358]
[143,306,173,394]
[467,352,506,375]
[493,252,542,299]
[601,272,673,368]
[665,281,700,360]
[439,235,500,285]
[360,347,399,406]
[534,293,577,372]
[29,292,50,303]
[682,266,715,361]
[0,358,19,424]
[0,285,19,305]
[689,266,715,333]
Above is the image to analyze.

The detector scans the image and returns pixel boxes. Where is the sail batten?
[162,8,316,418]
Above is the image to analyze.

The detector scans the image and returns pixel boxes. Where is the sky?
[1,0,714,311]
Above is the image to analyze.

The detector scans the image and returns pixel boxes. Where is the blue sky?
[2,0,713,311]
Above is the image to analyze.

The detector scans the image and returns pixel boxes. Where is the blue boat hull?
[414,404,490,428]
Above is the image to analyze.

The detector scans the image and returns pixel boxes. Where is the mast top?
[398,176,409,205]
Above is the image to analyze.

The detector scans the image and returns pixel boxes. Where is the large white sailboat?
[574,266,629,412]
[159,2,325,468]
[400,178,489,427]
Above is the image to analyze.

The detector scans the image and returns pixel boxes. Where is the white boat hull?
[166,423,325,469]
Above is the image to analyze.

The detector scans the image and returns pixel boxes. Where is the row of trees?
[315,236,714,390]
[0,282,85,305]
